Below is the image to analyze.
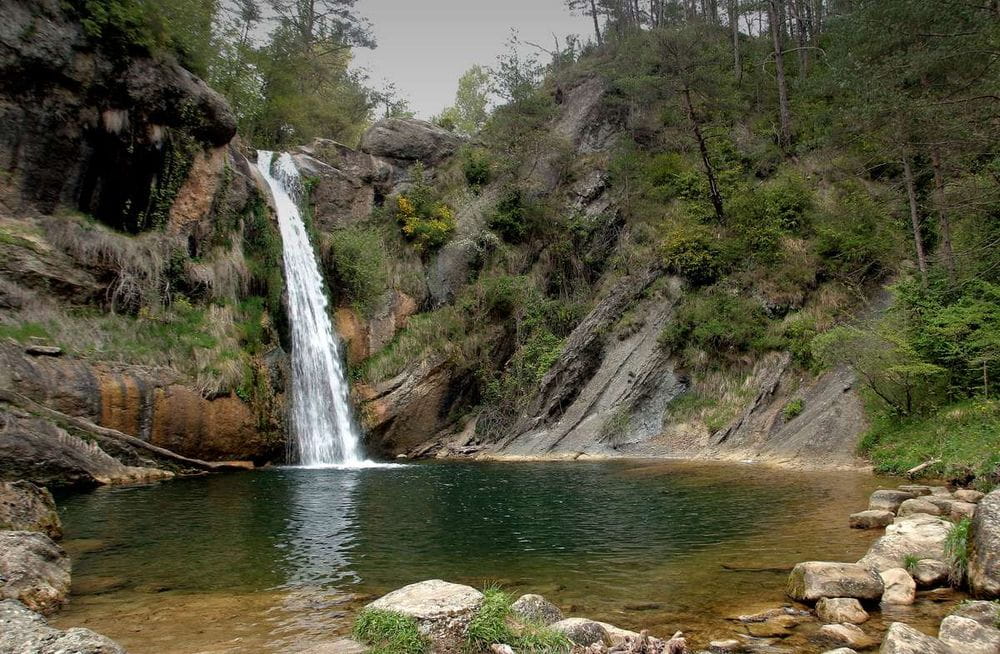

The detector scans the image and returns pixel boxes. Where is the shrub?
[326,227,388,315]
[945,518,972,586]
[782,398,805,420]
[814,183,898,283]
[642,152,702,201]
[462,148,492,188]
[393,164,456,253]
[353,609,427,654]
[466,587,571,654]
[489,188,540,244]
[660,288,771,367]
[660,226,725,286]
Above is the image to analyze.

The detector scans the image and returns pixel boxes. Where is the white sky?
[350,0,595,118]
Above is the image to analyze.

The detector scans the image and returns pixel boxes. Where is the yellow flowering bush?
[393,165,456,252]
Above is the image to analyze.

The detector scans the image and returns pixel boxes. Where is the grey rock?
[896,498,942,517]
[817,623,875,649]
[707,640,742,653]
[786,562,884,603]
[820,649,858,654]
[878,622,950,654]
[869,490,916,513]
[878,568,916,605]
[510,593,564,626]
[849,510,894,529]
[910,559,950,588]
[952,600,1000,628]
[0,532,70,615]
[937,615,1000,654]
[0,599,125,653]
[0,481,62,539]
[955,489,986,503]
[360,119,463,165]
[857,513,951,572]
[970,489,1000,598]
[897,485,932,496]
[925,496,977,520]
[365,580,483,652]
[550,618,609,646]
[815,598,868,624]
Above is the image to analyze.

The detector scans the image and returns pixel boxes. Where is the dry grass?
[185,236,250,304]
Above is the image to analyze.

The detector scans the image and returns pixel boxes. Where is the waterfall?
[256,150,365,467]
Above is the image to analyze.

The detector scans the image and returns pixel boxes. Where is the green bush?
[642,153,702,201]
[783,398,805,420]
[353,609,427,654]
[660,226,725,286]
[489,188,540,243]
[660,288,771,366]
[462,148,492,188]
[326,228,388,316]
[814,183,898,283]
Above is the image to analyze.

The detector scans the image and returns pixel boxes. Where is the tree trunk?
[729,0,741,83]
[788,0,809,76]
[902,155,929,283]
[682,87,725,222]
[930,148,956,282]
[590,0,603,44]
[768,0,793,151]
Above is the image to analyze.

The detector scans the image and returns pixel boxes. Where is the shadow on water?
[53,460,904,653]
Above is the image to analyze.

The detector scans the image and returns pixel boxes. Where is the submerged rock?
[817,623,876,649]
[550,618,609,646]
[510,593,564,626]
[868,490,915,513]
[849,510,894,529]
[0,531,70,615]
[857,513,951,572]
[0,599,125,653]
[300,638,369,654]
[879,622,950,654]
[937,614,1000,654]
[969,488,1000,598]
[0,481,61,539]
[365,580,483,652]
[815,598,868,624]
[786,562,884,603]
[878,568,916,605]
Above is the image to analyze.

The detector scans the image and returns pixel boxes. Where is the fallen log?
[906,458,942,477]
[0,389,252,472]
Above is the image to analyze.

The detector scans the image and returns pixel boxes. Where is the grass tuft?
[466,587,571,654]
[353,609,427,654]
[945,517,973,586]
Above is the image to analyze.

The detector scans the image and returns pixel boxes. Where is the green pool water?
[52,460,911,653]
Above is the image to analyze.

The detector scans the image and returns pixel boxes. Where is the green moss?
[353,609,427,654]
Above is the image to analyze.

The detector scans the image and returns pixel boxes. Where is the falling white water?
[256,150,365,467]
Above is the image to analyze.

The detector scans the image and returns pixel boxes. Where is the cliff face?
[0,0,286,473]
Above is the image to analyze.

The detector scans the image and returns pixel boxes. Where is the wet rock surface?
[849,510,894,529]
[786,562,884,603]
[0,599,125,654]
[815,598,869,624]
[879,621,950,654]
[856,513,950,572]
[511,593,564,626]
[550,618,609,646]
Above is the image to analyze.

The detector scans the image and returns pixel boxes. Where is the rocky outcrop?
[0,481,61,539]
[969,488,1000,598]
[0,0,235,229]
[335,292,419,366]
[0,344,279,463]
[786,562,884,603]
[360,119,463,167]
[0,531,70,615]
[364,580,483,653]
[0,408,171,488]
[0,599,125,654]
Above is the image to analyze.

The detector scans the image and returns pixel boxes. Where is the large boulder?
[937,615,1000,654]
[364,580,483,651]
[869,490,916,513]
[896,498,942,517]
[510,593,563,626]
[857,513,951,572]
[879,622,950,654]
[0,599,125,653]
[360,119,463,166]
[0,481,61,539]
[549,618,608,646]
[952,600,1000,628]
[925,496,977,520]
[969,488,1000,598]
[0,531,70,615]
[815,598,869,624]
[787,562,884,603]
[878,568,915,605]
[910,559,950,588]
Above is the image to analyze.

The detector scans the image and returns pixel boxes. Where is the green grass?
[0,321,51,343]
[354,307,467,384]
[903,554,920,572]
[945,517,973,586]
[860,398,1000,489]
[466,587,571,654]
[353,609,428,654]
[782,398,805,421]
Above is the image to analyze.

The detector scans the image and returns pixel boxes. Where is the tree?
[566,0,603,44]
[437,66,491,135]
[767,0,792,151]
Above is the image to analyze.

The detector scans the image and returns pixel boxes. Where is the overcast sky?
[351,0,594,118]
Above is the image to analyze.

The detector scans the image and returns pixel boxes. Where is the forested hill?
[0,0,998,486]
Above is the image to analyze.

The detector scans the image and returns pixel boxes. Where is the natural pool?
[51,460,936,653]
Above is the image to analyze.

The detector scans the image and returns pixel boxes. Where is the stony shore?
[2,478,998,653]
